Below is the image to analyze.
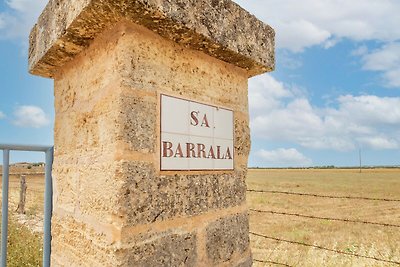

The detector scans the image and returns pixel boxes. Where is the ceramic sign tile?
[160,132,190,170]
[189,101,214,138]
[213,138,234,170]
[214,108,234,140]
[160,95,234,171]
[161,94,190,135]
[188,135,215,170]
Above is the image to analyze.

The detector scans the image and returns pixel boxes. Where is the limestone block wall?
[51,22,252,266]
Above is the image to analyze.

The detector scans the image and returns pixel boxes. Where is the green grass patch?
[1,216,42,267]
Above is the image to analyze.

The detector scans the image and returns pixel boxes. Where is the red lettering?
[162,142,174,158]
[174,143,184,158]
[197,144,206,158]
[208,146,216,159]
[225,147,232,160]
[217,146,221,159]
[201,114,210,128]
[163,142,233,162]
[190,111,199,126]
[186,143,197,158]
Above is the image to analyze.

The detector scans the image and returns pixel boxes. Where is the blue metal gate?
[0,144,53,267]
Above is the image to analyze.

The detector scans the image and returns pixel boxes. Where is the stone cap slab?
[29,0,275,78]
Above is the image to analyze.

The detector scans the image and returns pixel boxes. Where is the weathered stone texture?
[235,115,251,157]
[51,162,78,214]
[52,215,198,267]
[118,161,247,226]
[29,0,274,78]
[234,256,253,267]
[51,215,124,267]
[75,162,125,223]
[126,231,197,266]
[206,213,250,264]
[117,90,158,154]
[115,22,250,112]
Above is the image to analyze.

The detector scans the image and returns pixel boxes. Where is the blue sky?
[1,0,400,167]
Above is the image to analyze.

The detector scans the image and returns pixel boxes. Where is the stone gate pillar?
[29,1,274,266]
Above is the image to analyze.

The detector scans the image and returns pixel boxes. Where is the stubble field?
[247,168,400,267]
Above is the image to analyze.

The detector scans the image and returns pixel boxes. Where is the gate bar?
[43,148,53,267]
[1,150,10,267]
[0,144,53,267]
[0,144,51,152]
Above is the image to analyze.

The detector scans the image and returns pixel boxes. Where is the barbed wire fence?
[247,189,400,202]
[250,209,400,228]
[247,189,400,266]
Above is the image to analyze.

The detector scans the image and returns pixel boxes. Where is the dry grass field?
[247,168,400,267]
[0,163,45,219]
[1,175,45,233]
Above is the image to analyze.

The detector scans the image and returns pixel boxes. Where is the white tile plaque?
[161,95,234,171]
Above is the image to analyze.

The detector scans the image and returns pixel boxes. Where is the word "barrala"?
[162,141,233,160]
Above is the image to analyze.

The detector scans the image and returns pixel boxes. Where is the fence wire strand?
[250,232,400,265]
[250,209,400,228]
[247,189,400,202]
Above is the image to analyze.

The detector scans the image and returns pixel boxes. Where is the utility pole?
[359,149,362,173]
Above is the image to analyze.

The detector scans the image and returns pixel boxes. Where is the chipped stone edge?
[29,0,275,79]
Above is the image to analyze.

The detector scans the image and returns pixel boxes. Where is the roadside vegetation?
[1,215,42,267]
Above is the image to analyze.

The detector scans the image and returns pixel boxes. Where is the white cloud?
[256,148,313,167]
[351,45,368,57]
[249,74,400,151]
[335,95,400,125]
[361,43,400,87]
[277,19,331,53]
[323,38,341,50]
[357,136,398,150]
[233,0,400,89]
[384,69,400,88]
[248,73,292,116]
[362,43,400,71]
[234,0,400,52]
[0,111,5,119]
[0,0,48,40]
[13,105,49,128]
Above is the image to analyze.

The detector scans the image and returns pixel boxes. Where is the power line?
[250,209,400,228]
[250,232,400,265]
[247,189,400,202]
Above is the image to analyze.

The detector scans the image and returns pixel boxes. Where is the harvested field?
[247,168,400,267]
[0,171,45,231]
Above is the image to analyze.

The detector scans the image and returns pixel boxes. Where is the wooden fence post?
[16,175,27,214]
